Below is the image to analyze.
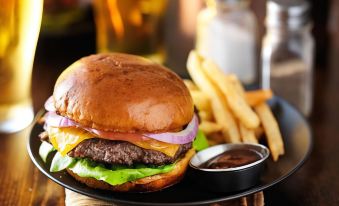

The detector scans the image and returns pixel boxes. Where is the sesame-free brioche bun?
[53,53,194,133]
[66,148,195,192]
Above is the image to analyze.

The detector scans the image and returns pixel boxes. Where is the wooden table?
[0,27,339,205]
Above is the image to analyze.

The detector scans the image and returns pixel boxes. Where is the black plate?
[27,97,312,205]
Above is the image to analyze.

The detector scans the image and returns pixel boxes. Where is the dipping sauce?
[200,149,262,169]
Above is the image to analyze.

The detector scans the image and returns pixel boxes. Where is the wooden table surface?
[1,22,339,205]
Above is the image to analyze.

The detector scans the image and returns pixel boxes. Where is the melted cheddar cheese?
[48,127,93,156]
[47,127,179,157]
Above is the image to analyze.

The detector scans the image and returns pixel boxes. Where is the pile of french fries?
[186,50,284,161]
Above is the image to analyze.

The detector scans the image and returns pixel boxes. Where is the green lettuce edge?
[39,142,175,186]
[50,152,75,172]
[69,158,174,186]
[39,141,56,163]
[193,130,209,151]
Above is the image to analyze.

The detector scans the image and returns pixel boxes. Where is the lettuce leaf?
[50,152,75,172]
[69,159,175,186]
[47,151,175,186]
[39,141,56,163]
[193,130,209,151]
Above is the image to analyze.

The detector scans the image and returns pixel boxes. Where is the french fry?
[239,122,258,144]
[199,121,223,135]
[228,75,273,106]
[187,51,241,143]
[190,90,211,112]
[201,60,260,129]
[210,100,241,143]
[245,89,273,106]
[226,74,245,96]
[207,132,225,145]
[183,79,199,91]
[254,103,284,161]
[207,139,219,146]
[227,75,268,142]
[254,126,264,140]
[227,75,262,144]
[188,89,213,121]
[198,111,214,121]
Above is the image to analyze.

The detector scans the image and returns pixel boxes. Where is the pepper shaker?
[261,0,314,116]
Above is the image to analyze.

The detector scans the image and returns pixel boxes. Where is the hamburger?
[38,53,202,192]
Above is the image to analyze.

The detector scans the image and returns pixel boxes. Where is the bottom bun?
[67,148,195,192]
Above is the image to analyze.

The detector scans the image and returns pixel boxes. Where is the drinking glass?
[92,0,168,64]
[0,0,43,133]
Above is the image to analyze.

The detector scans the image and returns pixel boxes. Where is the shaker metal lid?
[266,0,310,28]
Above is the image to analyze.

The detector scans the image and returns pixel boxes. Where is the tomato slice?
[92,130,149,142]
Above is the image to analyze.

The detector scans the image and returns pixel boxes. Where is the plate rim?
[27,97,313,205]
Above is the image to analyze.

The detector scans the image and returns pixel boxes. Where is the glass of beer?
[93,0,168,64]
[0,0,43,133]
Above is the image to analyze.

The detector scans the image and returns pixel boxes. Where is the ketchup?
[200,149,262,169]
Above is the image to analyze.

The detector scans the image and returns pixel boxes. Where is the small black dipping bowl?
[189,143,270,193]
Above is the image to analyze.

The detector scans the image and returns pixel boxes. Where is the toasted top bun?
[53,53,194,133]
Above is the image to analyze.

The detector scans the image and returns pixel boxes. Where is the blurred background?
[33,0,331,111]
[35,0,331,71]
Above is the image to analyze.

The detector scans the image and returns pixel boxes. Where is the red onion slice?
[44,96,56,112]
[44,111,198,144]
[143,115,198,144]
[44,112,150,142]
[44,112,83,130]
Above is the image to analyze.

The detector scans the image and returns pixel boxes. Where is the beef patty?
[68,138,192,166]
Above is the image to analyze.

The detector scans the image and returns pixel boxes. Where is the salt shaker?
[261,0,314,116]
[196,0,258,86]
